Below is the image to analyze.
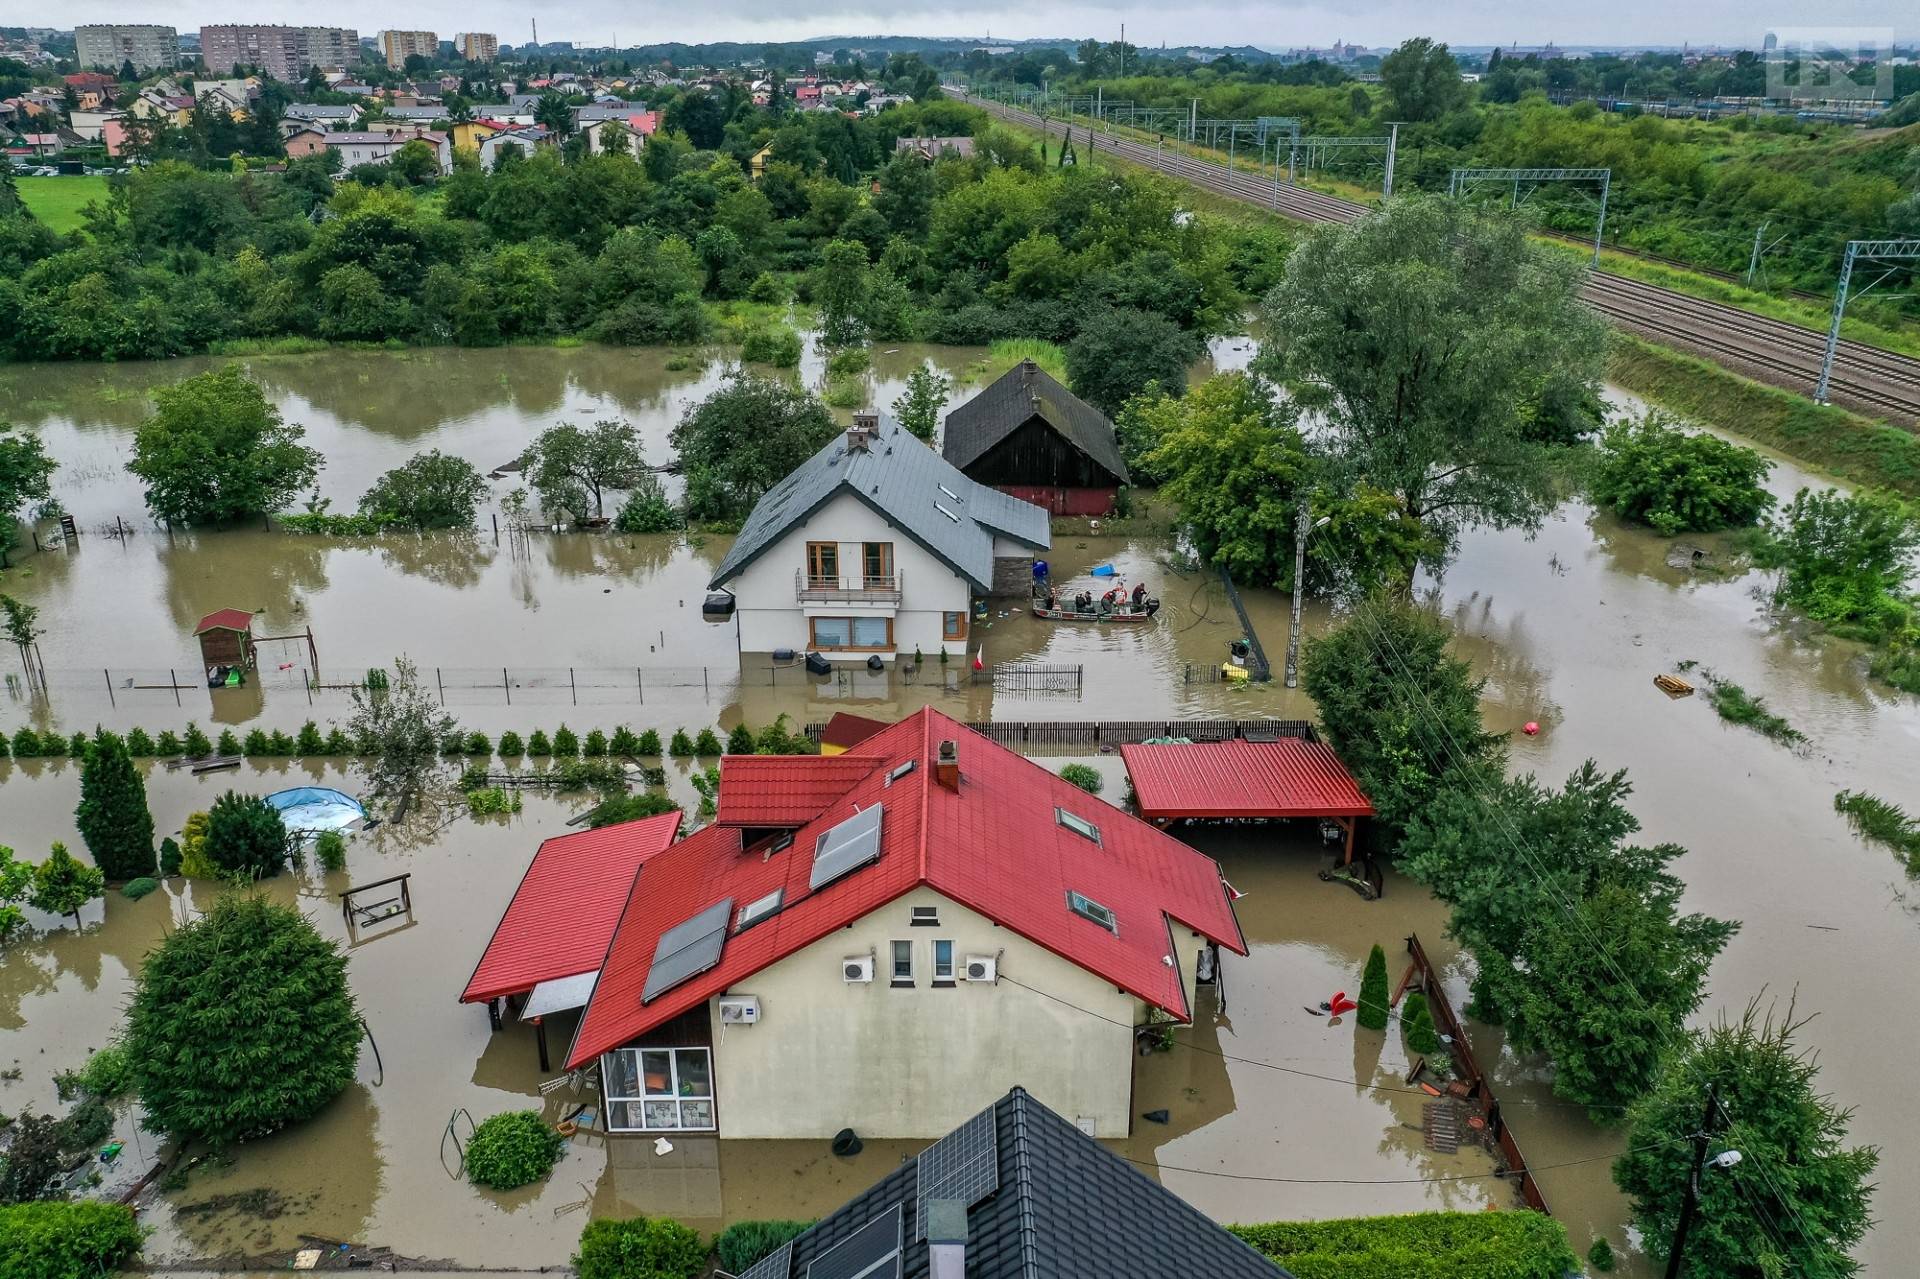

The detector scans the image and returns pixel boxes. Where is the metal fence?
[807,718,1315,751]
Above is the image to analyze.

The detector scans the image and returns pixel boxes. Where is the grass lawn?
[15,175,109,234]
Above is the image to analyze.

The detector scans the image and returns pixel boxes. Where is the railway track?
[964,94,1920,428]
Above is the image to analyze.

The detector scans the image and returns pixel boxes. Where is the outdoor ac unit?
[964,955,997,983]
[717,996,760,1025]
[843,955,874,983]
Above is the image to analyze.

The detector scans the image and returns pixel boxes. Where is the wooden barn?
[193,608,256,670]
[942,359,1129,516]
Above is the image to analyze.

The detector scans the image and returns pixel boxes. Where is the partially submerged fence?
[1400,933,1550,1215]
[805,718,1316,751]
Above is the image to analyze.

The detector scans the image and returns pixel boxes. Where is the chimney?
[935,739,959,792]
[926,1199,967,1279]
[846,412,879,452]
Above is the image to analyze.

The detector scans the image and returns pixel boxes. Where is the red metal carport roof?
[1119,739,1375,821]
[193,608,256,635]
[459,810,684,1004]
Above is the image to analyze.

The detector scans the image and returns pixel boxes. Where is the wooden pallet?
[1654,673,1694,698]
[1424,1101,1461,1154]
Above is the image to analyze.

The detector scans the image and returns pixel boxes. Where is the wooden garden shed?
[193,608,256,669]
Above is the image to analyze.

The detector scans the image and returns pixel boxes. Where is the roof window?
[1056,807,1101,845]
[1067,890,1117,934]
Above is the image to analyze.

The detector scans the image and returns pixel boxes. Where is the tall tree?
[1255,196,1605,574]
[347,655,456,820]
[359,450,489,530]
[890,365,951,442]
[1379,37,1469,122]
[128,366,322,525]
[1066,306,1198,418]
[1615,1000,1877,1279]
[814,238,870,346]
[74,729,157,881]
[670,373,839,522]
[0,844,34,943]
[0,423,55,562]
[519,420,648,522]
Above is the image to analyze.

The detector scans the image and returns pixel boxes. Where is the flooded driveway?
[2,346,1917,1274]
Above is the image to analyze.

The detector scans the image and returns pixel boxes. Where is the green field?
[15,175,109,234]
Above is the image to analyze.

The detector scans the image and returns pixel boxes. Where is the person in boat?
[1131,582,1148,612]
[1077,591,1092,613]
[1045,587,1058,611]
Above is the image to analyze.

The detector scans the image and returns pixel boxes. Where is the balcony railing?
[796,568,903,604]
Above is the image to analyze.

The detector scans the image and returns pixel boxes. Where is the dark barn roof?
[739,1087,1289,1279]
[944,360,1129,484]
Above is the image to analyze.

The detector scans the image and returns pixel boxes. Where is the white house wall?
[708,885,1136,1138]
[728,492,972,660]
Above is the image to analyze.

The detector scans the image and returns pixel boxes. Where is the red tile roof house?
[466,709,1246,1141]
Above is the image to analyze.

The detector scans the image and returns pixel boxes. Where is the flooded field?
[2,345,1917,1274]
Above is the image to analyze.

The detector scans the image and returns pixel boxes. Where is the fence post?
[636,668,643,703]
[104,668,114,708]
[437,667,445,706]
[570,667,577,705]
[502,667,511,705]
[169,669,181,707]
[703,667,708,697]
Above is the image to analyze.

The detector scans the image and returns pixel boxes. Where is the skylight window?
[1067,890,1117,934]
[933,502,960,523]
[937,483,961,501]
[886,759,917,785]
[735,889,783,932]
[1056,807,1102,845]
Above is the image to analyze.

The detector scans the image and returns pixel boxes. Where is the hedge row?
[0,719,816,764]
[1229,1211,1579,1279]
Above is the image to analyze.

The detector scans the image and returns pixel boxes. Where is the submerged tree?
[1615,999,1877,1279]
[127,365,323,525]
[202,791,291,882]
[671,373,839,522]
[891,365,951,442]
[360,450,490,530]
[125,896,359,1149]
[74,728,157,881]
[347,655,457,820]
[0,422,56,563]
[520,420,648,523]
[30,842,104,927]
[1256,196,1606,575]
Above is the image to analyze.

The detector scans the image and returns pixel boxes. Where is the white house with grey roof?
[708,413,1049,663]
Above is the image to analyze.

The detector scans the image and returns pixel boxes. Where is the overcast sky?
[53,1,1918,51]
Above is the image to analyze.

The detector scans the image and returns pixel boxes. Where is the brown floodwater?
[2,346,1917,1274]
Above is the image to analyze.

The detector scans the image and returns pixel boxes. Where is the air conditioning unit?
[963,954,997,983]
[717,995,760,1025]
[842,955,874,984]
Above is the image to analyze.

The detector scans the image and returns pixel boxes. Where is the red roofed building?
[1120,738,1374,861]
[556,708,1246,1140]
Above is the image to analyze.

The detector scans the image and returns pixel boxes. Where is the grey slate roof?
[709,416,1050,594]
[943,359,1130,484]
[751,1088,1291,1279]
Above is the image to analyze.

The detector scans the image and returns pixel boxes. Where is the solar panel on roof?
[807,1203,901,1279]
[914,1104,999,1241]
[740,1241,793,1279]
[641,896,735,1003]
[809,803,884,892]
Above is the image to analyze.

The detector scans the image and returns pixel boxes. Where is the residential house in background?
[284,128,452,175]
[578,116,651,156]
[281,103,362,136]
[192,78,255,120]
[549,709,1246,1138]
[707,413,1049,663]
[893,135,975,160]
[375,105,451,125]
[66,108,123,143]
[742,1088,1289,1279]
[942,359,1130,516]
[75,24,179,72]
[476,125,548,170]
[130,88,196,127]
[572,99,646,129]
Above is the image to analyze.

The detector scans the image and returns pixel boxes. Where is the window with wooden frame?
[943,611,968,641]
[862,541,894,587]
[810,616,893,651]
[805,541,839,589]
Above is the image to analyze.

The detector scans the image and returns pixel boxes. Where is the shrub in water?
[574,1216,707,1279]
[440,728,468,756]
[467,787,523,817]
[177,812,215,879]
[75,728,157,880]
[637,729,662,756]
[716,1220,815,1274]
[465,1110,564,1190]
[125,727,156,756]
[155,729,183,755]
[587,792,680,828]
[1588,1236,1616,1272]
[1402,990,1440,1055]
[296,721,326,755]
[609,726,641,756]
[122,876,159,901]
[498,731,525,756]
[69,731,88,757]
[216,729,240,756]
[314,830,348,872]
[693,727,722,756]
[183,723,211,756]
[0,1201,145,1279]
[668,728,694,757]
[1357,944,1391,1031]
[1060,763,1103,794]
[202,791,290,881]
[583,729,608,757]
[321,727,351,754]
[552,725,580,758]
[466,731,492,755]
[242,728,271,756]
[727,723,755,755]
[266,729,296,755]
[158,837,182,877]
[9,726,39,758]
[527,730,552,757]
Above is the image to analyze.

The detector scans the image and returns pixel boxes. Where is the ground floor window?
[943,611,968,641]
[601,1046,715,1132]
[810,615,893,651]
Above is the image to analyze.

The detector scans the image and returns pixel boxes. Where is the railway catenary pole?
[1746,221,1769,287]
[1383,122,1399,198]
[1817,239,1920,403]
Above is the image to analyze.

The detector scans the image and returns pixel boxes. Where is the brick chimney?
[935,739,959,792]
[846,411,879,452]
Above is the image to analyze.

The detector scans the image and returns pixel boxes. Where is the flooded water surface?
[2,345,1916,1274]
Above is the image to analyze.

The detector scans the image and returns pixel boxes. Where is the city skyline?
[30,3,1920,54]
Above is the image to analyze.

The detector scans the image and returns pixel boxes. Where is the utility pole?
[1284,500,1325,689]
[1664,1085,1718,1279]
[1745,221,1769,287]
[1383,122,1400,198]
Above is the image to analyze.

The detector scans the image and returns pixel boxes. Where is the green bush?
[75,729,157,880]
[126,896,358,1148]
[1059,763,1103,794]
[68,731,87,757]
[637,729,662,756]
[464,1110,564,1191]
[202,791,290,882]
[1229,1211,1578,1279]
[583,729,609,757]
[498,730,525,756]
[9,727,39,758]
[1590,412,1774,535]
[466,731,492,755]
[1588,1236,1616,1272]
[693,727,722,756]
[155,729,183,756]
[215,728,240,756]
[313,829,348,872]
[324,728,354,755]
[668,729,694,757]
[574,1215,707,1279]
[125,727,157,756]
[613,475,684,533]
[242,728,270,756]
[1402,990,1440,1055]
[467,787,523,817]
[740,323,802,367]
[71,1041,134,1101]
[266,729,296,755]
[715,1220,814,1273]
[826,346,871,377]
[527,730,552,757]
[440,728,468,756]
[183,723,211,756]
[122,876,159,900]
[551,725,580,758]
[726,723,756,755]
[296,721,326,755]
[1356,943,1390,1031]
[610,727,641,756]
[0,1201,145,1279]
[158,837,182,877]
[586,791,680,829]
[746,272,787,304]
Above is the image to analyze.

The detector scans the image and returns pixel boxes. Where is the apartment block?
[454,32,498,62]
[75,24,180,72]
[379,30,437,70]
[199,25,359,79]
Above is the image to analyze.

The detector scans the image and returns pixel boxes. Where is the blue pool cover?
[264,786,366,836]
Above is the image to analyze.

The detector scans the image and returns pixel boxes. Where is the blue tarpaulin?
[264,787,365,837]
